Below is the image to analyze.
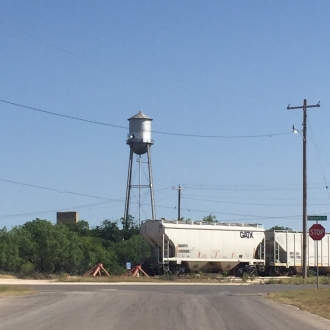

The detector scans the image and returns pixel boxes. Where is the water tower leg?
[147,144,156,219]
[124,148,134,222]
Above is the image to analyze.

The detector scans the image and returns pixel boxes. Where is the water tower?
[124,111,156,224]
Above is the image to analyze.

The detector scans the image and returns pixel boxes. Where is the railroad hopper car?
[140,219,265,276]
[265,230,330,276]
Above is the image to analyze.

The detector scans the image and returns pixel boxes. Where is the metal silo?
[124,111,156,224]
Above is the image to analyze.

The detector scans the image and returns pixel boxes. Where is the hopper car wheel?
[279,268,293,277]
[148,267,155,277]
[269,267,280,277]
[233,267,245,277]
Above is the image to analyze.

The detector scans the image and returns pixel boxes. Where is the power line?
[0,179,173,217]
[308,118,330,202]
[185,182,325,188]
[0,178,122,201]
[0,99,292,139]
[183,184,324,192]
[2,179,320,222]
[155,203,308,220]
[0,201,110,219]
[0,99,127,129]
[149,201,329,223]
[0,177,172,201]
[182,196,330,207]
[178,191,328,201]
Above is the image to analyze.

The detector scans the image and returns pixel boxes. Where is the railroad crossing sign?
[309,223,326,241]
[308,215,327,221]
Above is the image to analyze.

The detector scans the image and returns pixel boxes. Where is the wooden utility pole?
[173,185,185,220]
[287,99,320,278]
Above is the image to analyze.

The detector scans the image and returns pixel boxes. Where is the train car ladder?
[259,239,265,261]
[274,241,279,263]
[157,234,169,265]
[163,240,169,261]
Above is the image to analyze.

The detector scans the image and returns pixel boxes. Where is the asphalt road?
[0,284,329,330]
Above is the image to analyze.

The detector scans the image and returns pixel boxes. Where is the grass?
[263,276,330,285]
[0,274,18,279]
[55,273,246,283]
[0,285,36,298]
[56,275,158,283]
[266,288,330,320]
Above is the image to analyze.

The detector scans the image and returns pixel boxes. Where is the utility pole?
[287,99,320,279]
[172,185,185,220]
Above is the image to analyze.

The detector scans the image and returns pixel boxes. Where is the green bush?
[159,274,177,281]
[0,217,150,277]
[242,272,249,282]
[19,262,35,276]
[307,269,316,277]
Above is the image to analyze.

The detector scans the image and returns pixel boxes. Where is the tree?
[62,220,91,237]
[268,226,293,231]
[120,215,139,240]
[121,214,134,230]
[78,236,121,274]
[202,214,217,223]
[114,235,150,268]
[98,220,122,243]
[176,217,192,222]
[21,219,83,273]
[0,217,152,276]
[0,227,24,272]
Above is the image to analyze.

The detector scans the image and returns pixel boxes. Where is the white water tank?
[126,111,153,155]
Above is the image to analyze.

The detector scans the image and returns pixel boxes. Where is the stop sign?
[309,223,326,241]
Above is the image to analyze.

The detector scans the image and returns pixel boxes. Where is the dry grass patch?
[0,285,36,298]
[57,275,156,283]
[264,276,330,285]
[56,274,242,283]
[266,288,330,320]
[0,274,17,279]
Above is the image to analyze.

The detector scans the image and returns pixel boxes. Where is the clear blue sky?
[1,1,330,231]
